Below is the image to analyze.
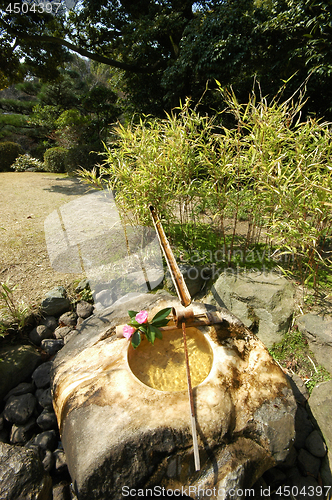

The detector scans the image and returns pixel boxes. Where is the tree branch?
[1,20,166,74]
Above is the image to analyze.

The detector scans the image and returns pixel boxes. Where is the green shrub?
[11,154,45,172]
[80,86,332,290]
[0,141,24,171]
[65,145,100,172]
[44,147,68,173]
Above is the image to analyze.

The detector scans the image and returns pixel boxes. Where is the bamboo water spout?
[149,205,200,470]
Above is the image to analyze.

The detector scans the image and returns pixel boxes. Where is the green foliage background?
[80,86,332,290]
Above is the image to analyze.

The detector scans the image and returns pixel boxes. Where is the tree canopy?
[1,0,332,116]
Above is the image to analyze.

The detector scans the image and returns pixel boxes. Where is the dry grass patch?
[0,172,90,309]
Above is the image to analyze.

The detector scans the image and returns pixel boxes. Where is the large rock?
[0,344,41,401]
[307,380,332,478]
[51,292,296,500]
[206,271,295,347]
[0,442,52,499]
[296,314,332,373]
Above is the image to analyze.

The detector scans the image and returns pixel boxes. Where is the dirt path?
[0,172,91,308]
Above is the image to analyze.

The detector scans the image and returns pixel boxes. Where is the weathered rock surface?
[0,344,41,401]
[0,442,52,500]
[296,314,332,373]
[206,271,295,347]
[51,292,296,500]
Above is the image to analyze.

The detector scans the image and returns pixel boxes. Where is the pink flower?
[135,310,148,324]
[123,325,136,339]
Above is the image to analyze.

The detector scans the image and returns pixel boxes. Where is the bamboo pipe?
[149,205,200,471]
[149,206,191,307]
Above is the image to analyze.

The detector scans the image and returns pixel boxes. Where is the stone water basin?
[128,326,213,392]
[51,291,296,500]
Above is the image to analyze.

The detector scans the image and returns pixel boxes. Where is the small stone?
[305,430,327,458]
[76,301,94,319]
[59,311,77,327]
[37,388,53,410]
[31,361,53,388]
[40,316,58,331]
[41,287,71,316]
[4,382,35,401]
[294,404,314,449]
[54,326,73,340]
[40,338,64,356]
[29,324,53,346]
[33,430,58,451]
[10,418,37,444]
[75,279,89,293]
[297,448,321,478]
[42,449,55,472]
[37,410,58,431]
[4,393,37,425]
[76,317,84,326]
[53,448,68,474]
[35,387,44,400]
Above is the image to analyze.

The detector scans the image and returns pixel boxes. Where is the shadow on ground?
[43,177,91,197]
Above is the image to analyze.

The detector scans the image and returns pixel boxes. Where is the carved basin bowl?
[127,326,214,392]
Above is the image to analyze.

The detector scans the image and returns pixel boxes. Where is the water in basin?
[128,327,213,391]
